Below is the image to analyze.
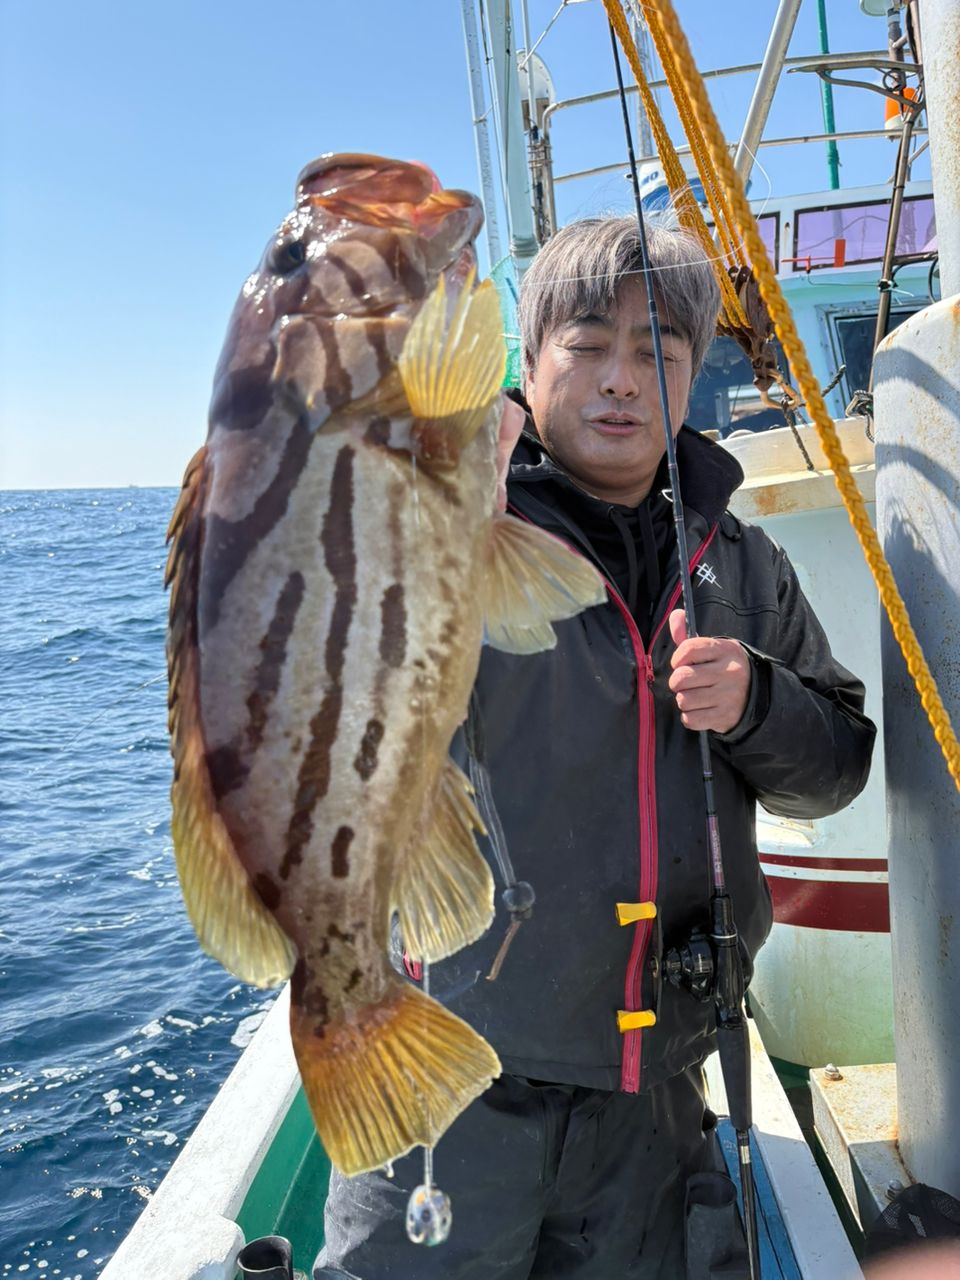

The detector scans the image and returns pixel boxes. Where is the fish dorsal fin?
[392,757,495,964]
[166,447,297,988]
[397,272,505,458]
[484,514,607,654]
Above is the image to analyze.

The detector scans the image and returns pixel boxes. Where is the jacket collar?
[505,398,744,529]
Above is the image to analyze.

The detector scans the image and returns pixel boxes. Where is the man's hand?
[668,609,751,734]
[496,397,526,513]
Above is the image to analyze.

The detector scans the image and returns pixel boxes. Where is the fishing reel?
[655,919,754,1007]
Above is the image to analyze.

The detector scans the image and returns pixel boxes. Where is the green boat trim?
[100,984,859,1278]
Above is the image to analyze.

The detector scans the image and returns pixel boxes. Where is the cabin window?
[793,196,936,270]
[828,306,926,403]
[706,212,779,271]
[756,213,779,271]
[688,333,792,438]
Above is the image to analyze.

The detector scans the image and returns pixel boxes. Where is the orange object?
[885,85,918,130]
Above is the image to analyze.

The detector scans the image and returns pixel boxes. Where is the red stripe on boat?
[760,851,887,873]
[767,875,890,932]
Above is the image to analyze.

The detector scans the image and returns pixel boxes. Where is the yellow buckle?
[617,1009,657,1032]
[615,901,657,926]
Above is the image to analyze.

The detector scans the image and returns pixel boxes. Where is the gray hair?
[518,216,720,380]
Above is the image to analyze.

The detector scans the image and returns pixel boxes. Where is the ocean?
[1,489,276,1279]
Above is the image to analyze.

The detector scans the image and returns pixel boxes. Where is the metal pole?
[871,107,918,360]
[815,0,841,189]
[482,0,540,278]
[518,0,538,147]
[460,0,504,268]
[922,0,960,295]
[875,0,960,1200]
[733,0,803,185]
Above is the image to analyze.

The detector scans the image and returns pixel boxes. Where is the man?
[315,217,875,1278]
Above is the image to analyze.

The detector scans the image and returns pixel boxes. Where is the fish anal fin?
[166,446,296,988]
[393,759,495,964]
[291,976,500,1176]
[397,273,505,465]
[484,513,607,654]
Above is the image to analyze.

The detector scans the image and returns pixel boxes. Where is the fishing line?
[22,671,168,783]
[608,19,761,1278]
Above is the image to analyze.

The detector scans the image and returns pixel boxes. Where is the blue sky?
[1,0,916,489]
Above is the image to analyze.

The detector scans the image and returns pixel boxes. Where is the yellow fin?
[397,272,506,448]
[166,447,296,989]
[291,977,501,1176]
[484,513,607,654]
[393,758,495,964]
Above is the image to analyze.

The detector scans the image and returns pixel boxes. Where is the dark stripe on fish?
[282,688,342,880]
[324,249,370,305]
[281,447,357,879]
[331,826,354,878]
[318,324,353,415]
[379,584,406,668]
[208,346,277,433]
[364,416,391,447]
[200,415,313,636]
[207,744,249,799]
[369,237,427,301]
[353,718,384,781]
[246,571,305,749]
[320,447,358,682]
[254,872,282,910]
[363,321,394,380]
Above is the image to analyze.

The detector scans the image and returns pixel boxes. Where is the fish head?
[209,153,486,440]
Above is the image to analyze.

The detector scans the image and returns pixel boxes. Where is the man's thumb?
[668,608,687,648]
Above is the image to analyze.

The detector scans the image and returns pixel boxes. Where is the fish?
[165,153,605,1176]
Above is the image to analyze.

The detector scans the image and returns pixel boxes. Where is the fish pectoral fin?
[291,975,500,1176]
[166,446,296,989]
[397,272,506,462]
[392,758,495,964]
[483,513,607,654]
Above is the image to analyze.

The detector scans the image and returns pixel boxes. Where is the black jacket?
[424,423,876,1094]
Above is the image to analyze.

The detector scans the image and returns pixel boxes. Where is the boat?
[101,0,959,1274]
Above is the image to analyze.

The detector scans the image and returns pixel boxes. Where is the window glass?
[688,334,792,437]
[794,196,936,269]
[834,308,921,399]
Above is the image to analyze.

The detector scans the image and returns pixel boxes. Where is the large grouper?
[165,154,605,1175]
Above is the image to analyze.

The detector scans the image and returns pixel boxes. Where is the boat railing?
[542,51,927,189]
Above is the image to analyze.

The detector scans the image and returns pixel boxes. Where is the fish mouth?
[295,153,482,240]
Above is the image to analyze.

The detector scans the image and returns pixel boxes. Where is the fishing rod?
[607,22,761,1280]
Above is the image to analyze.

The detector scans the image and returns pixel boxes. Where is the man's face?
[524,277,694,506]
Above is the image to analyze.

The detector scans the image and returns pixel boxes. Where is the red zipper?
[610,523,719,1093]
[506,501,719,1092]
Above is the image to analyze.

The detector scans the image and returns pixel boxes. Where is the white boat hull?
[726,423,892,1069]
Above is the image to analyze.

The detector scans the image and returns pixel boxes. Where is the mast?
[733,0,802,184]
[874,0,960,1198]
[481,0,540,279]
[460,0,505,268]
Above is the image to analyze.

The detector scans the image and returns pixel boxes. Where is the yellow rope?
[641,4,747,269]
[618,0,960,793]
[602,0,749,331]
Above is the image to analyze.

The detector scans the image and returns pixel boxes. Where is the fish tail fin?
[393,757,495,964]
[290,976,500,1176]
[484,513,607,653]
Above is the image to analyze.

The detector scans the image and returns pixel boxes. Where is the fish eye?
[270,237,307,274]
